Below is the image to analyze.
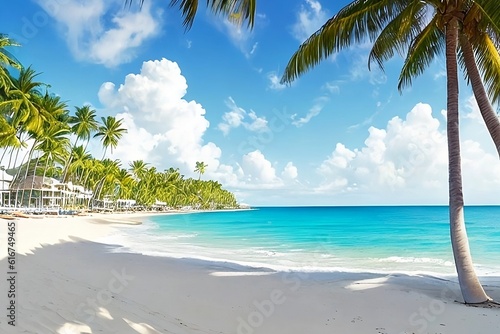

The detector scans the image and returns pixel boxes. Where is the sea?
[105,206,500,277]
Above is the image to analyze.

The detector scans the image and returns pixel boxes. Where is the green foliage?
[126,0,256,30]
[0,33,239,210]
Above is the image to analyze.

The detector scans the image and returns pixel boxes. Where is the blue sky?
[2,0,500,206]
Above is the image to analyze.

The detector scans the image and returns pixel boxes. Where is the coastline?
[1,214,499,333]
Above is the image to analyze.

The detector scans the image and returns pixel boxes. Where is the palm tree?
[93,116,127,159]
[65,145,92,184]
[115,168,136,201]
[62,105,99,182]
[194,161,207,180]
[3,68,47,197]
[457,3,500,157]
[0,66,46,135]
[129,159,149,180]
[281,0,497,304]
[33,121,70,207]
[69,105,100,150]
[22,92,69,206]
[90,158,121,208]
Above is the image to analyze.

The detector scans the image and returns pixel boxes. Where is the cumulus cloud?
[36,0,161,67]
[281,162,298,180]
[218,97,269,135]
[292,0,329,42]
[88,58,302,195]
[230,151,299,189]
[241,150,280,184]
[315,102,500,204]
[97,58,222,174]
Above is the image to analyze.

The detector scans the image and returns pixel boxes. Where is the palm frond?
[281,0,410,84]
[369,0,427,71]
[471,33,500,104]
[0,34,22,70]
[398,16,444,91]
[474,0,500,39]
[126,0,256,30]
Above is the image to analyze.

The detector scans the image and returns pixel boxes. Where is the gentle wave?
[377,256,453,266]
[101,207,500,277]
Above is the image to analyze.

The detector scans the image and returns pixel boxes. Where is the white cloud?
[282,162,298,179]
[218,97,269,135]
[315,102,500,204]
[323,81,340,94]
[241,150,280,184]
[349,54,387,85]
[249,42,259,55]
[233,151,299,189]
[36,0,161,67]
[291,96,329,127]
[463,95,483,122]
[292,0,329,43]
[217,17,259,58]
[268,73,287,90]
[92,58,302,195]
[97,58,222,175]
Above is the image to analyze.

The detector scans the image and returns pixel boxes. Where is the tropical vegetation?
[135,0,499,305]
[0,35,239,211]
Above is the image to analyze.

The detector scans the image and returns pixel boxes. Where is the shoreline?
[1,214,499,333]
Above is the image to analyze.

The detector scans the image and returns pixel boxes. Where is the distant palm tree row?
[0,34,238,210]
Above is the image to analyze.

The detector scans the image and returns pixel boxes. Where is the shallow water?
[106,206,500,276]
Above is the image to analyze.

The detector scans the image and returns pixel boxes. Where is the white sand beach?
[1,214,499,334]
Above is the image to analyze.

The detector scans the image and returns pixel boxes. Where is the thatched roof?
[9,175,59,190]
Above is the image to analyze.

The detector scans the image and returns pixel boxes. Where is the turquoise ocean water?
[108,206,500,276]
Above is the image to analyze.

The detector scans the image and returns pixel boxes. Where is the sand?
[0,214,499,334]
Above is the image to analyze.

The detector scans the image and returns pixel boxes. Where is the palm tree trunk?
[13,144,31,207]
[61,153,73,183]
[0,145,11,166]
[41,155,51,209]
[460,36,500,157]
[7,146,15,172]
[446,18,489,304]
[21,140,40,207]
[28,152,42,208]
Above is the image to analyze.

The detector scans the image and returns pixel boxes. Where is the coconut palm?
[115,168,136,201]
[4,69,48,196]
[457,3,500,156]
[129,160,149,180]
[69,105,100,150]
[91,158,121,208]
[65,145,92,184]
[93,116,127,159]
[21,92,69,206]
[281,0,498,304]
[371,1,500,157]
[32,121,71,207]
[62,105,99,181]
[0,66,46,134]
[194,161,207,180]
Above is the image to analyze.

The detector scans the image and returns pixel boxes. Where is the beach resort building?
[1,174,92,210]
